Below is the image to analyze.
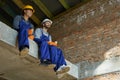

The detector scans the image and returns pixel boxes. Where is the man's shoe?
[56,65,70,74]
[20,47,29,57]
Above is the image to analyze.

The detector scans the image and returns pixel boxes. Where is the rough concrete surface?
[0,40,58,80]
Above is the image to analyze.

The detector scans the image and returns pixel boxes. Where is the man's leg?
[50,46,70,74]
[39,41,55,68]
[18,29,29,57]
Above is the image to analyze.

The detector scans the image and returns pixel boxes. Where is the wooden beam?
[31,0,53,18]
[59,0,70,9]
[12,0,40,25]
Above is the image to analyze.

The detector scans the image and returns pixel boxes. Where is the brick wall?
[49,0,120,63]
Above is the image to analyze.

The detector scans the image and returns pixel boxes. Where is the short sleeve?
[13,15,21,30]
[34,28,42,39]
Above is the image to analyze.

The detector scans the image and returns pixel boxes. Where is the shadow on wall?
[79,43,120,79]
[93,43,120,76]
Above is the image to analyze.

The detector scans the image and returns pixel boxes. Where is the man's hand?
[48,41,57,46]
[28,29,34,40]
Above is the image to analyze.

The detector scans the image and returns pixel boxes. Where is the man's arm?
[34,28,42,39]
[34,28,42,43]
[49,35,52,42]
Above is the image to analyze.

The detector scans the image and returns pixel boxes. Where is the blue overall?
[18,20,30,51]
[34,30,67,71]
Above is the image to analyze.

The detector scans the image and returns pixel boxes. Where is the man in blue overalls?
[34,19,70,74]
[13,5,34,56]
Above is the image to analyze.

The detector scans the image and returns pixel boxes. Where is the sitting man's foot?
[20,47,29,57]
[40,59,55,68]
[56,65,70,74]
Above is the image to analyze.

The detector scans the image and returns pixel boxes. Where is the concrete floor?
[0,41,58,80]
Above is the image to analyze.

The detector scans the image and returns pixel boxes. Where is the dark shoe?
[41,60,52,64]
[40,60,56,68]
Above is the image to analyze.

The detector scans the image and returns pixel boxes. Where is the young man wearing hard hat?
[13,5,34,56]
[34,19,70,74]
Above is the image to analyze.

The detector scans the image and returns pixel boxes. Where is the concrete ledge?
[0,22,18,46]
[66,60,79,79]
[29,39,39,58]
[0,21,78,79]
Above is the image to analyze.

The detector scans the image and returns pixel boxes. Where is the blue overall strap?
[18,20,31,51]
[40,29,50,41]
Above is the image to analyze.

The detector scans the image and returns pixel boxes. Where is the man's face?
[43,21,52,28]
[24,9,33,17]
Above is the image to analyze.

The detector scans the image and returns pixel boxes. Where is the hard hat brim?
[42,19,53,24]
[23,8,35,13]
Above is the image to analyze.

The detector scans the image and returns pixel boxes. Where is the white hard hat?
[42,19,53,24]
